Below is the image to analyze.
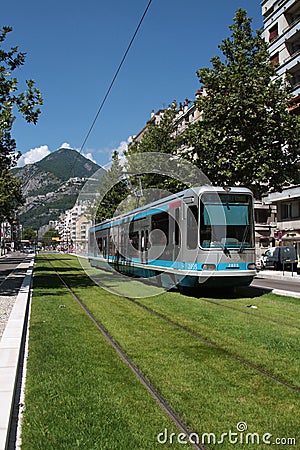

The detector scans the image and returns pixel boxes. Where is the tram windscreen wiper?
[221,243,231,257]
[238,225,249,254]
[215,241,231,257]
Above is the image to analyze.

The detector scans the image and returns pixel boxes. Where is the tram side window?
[175,208,180,246]
[97,237,103,252]
[90,232,97,256]
[151,212,169,245]
[129,221,140,251]
[103,237,107,257]
[187,205,198,249]
[169,208,180,245]
[131,232,139,251]
[109,235,116,256]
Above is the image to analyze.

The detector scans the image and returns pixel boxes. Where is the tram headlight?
[202,264,216,271]
[247,263,256,270]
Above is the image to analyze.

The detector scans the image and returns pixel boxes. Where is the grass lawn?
[22,254,300,449]
[21,256,192,450]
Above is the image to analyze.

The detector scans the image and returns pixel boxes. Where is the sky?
[1,0,263,169]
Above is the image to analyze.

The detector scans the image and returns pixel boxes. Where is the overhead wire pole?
[72,0,153,176]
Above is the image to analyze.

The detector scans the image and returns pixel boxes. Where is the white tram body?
[88,186,256,289]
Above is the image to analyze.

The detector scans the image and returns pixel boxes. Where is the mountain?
[13,148,102,229]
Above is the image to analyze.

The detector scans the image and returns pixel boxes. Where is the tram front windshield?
[200,193,253,249]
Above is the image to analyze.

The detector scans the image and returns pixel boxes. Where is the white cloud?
[59,142,73,150]
[115,140,128,159]
[59,142,97,164]
[104,136,133,169]
[17,145,51,167]
[83,151,97,164]
[115,136,133,159]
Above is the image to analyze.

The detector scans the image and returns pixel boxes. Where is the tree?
[126,104,187,193]
[0,26,43,216]
[185,9,300,197]
[22,227,37,241]
[96,150,129,221]
[42,228,60,246]
[0,169,23,221]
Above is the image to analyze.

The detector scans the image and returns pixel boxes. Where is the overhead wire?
[71,0,153,176]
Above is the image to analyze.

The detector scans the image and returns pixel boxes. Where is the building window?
[290,70,300,89]
[281,203,292,219]
[270,52,279,67]
[269,23,279,43]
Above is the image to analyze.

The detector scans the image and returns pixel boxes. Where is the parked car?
[256,258,263,271]
[260,246,297,271]
[23,246,35,254]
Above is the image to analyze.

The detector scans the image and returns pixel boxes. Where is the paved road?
[0,253,32,296]
[252,274,300,295]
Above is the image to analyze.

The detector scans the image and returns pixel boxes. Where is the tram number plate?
[227,263,239,268]
[186,263,197,270]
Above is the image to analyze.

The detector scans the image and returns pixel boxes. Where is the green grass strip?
[136,291,300,388]
[25,256,300,450]
[22,256,193,450]
[44,254,300,450]
[75,254,300,387]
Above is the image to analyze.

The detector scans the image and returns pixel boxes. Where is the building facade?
[263,185,300,261]
[59,202,91,253]
[262,0,300,112]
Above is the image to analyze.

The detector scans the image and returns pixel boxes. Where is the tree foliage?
[0,169,23,221]
[128,105,179,156]
[96,150,129,221]
[22,227,37,241]
[126,104,186,193]
[42,228,60,245]
[185,9,300,197]
[0,26,43,219]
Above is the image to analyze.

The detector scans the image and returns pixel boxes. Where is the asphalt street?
[252,272,300,296]
[0,253,31,296]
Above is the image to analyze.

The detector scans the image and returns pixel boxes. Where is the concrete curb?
[0,258,34,450]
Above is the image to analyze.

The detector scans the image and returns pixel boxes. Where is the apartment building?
[60,202,91,253]
[256,0,300,259]
[262,185,300,262]
[262,0,300,112]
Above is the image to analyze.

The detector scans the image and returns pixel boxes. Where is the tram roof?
[90,185,252,231]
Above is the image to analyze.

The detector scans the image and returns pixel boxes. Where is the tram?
[88,186,256,289]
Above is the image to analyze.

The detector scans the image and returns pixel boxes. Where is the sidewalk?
[0,256,34,450]
[255,269,300,282]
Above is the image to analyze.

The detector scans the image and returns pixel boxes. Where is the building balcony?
[268,24,300,55]
[281,49,300,67]
[276,219,300,230]
[283,16,300,35]
[263,0,296,24]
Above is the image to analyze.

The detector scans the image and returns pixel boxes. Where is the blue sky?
[2,0,262,168]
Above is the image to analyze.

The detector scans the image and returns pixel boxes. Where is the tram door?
[182,199,199,267]
[172,207,180,260]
